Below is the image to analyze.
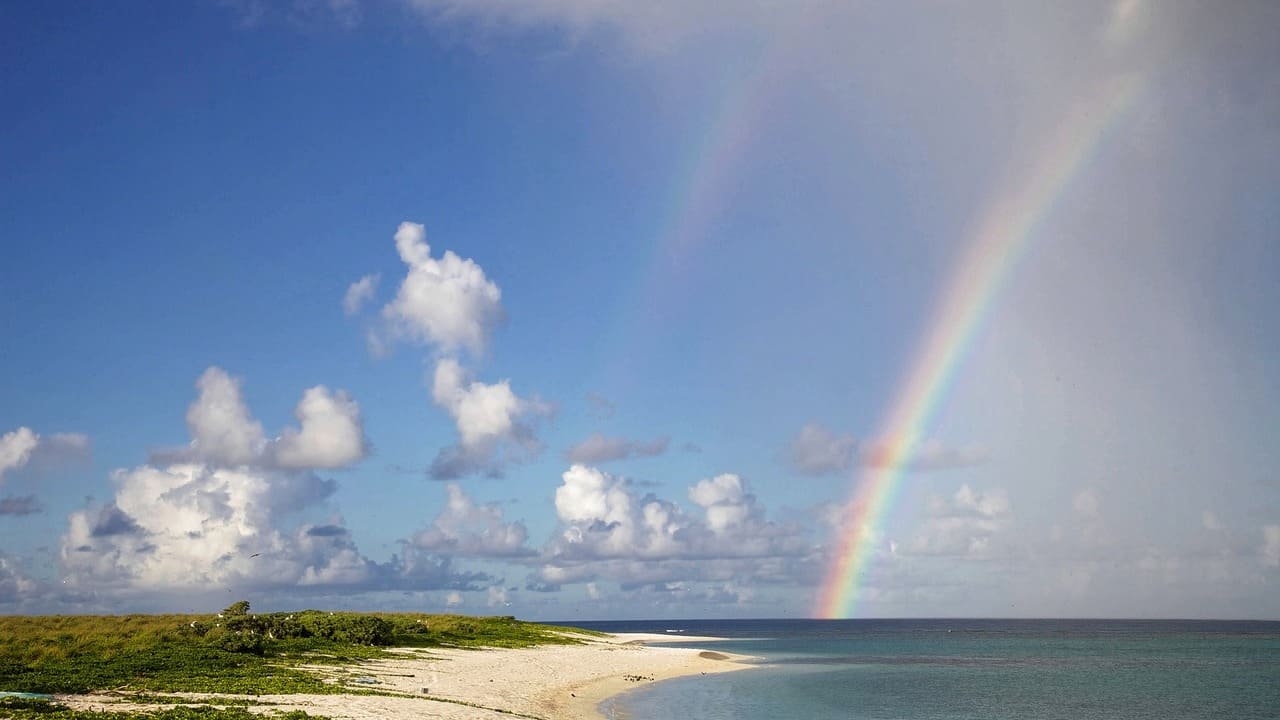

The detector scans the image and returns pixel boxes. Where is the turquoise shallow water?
[567,620,1280,720]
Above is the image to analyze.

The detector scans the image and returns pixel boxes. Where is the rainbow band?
[815,76,1140,619]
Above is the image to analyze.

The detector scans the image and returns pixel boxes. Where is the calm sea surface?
[565,619,1280,720]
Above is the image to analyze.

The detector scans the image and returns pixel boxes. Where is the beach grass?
[0,603,602,696]
[0,697,320,719]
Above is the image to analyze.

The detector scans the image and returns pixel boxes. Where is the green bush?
[222,601,251,617]
[203,626,265,655]
[293,612,391,646]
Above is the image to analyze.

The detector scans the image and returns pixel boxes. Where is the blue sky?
[2,0,1278,619]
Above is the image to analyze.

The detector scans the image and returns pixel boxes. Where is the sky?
[1,0,1278,620]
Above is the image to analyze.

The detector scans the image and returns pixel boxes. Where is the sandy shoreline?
[56,632,754,720]
[561,633,752,719]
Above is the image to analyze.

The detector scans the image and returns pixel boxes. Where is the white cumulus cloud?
[688,473,753,534]
[274,386,369,469]
[410,483,532,557]
[429,357,549,479]
[59,458,493,598]
[537,465,814,590]
[46,368,458,602]
[185,368,267,466]
[345,221,544,480]
[377,221,503,356]
[555,465,628,525]
[909,484,1011,557]
[0,427,90,482]
[61,463,351,590]
[169,367,367,471]
[0,428,39,482]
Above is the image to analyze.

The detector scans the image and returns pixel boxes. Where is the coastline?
[54,631,753,720]
[562,633,754,719]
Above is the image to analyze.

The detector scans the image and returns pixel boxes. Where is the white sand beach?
[56,632,752,720]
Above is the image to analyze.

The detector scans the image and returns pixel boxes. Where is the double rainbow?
[611,8,1143,618]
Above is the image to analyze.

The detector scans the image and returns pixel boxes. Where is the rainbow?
[591,36,796,392]
[814,75,1141,619]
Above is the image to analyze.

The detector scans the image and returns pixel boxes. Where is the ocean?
[567,619,1280,720]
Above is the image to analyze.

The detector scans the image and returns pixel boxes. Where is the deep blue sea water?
[565,619,1280,720]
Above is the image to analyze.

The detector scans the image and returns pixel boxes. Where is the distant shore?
[55,632,753,720]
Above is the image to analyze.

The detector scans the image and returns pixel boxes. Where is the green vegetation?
[0,698,318,720]
[100,695,274,706]
[0,602,600,697]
